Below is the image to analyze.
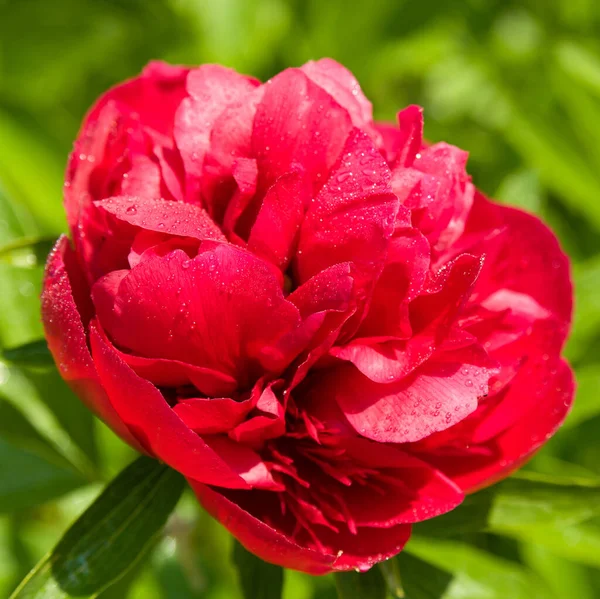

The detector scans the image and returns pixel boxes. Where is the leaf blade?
[232,540,284,599]
[10,456,185,598]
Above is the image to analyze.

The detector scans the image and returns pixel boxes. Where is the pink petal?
[394,105,424,167]
[201,88,264,218]
[342,439,464,526]
[112,351,238,398]
[174,397,255,435]
[467,194,573,332]
[315,522,413,572]
[428,359,574,493]
[94,196,225,241]
[329,355,492,443]
[357,229,431,338]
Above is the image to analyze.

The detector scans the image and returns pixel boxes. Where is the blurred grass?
[1,0,600,597]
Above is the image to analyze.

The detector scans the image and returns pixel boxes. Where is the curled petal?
[89,322,249,489]
[189,481,337,574]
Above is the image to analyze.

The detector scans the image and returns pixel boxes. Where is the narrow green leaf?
[335,567,387,599]
[0,437,86,513]
[0,236,56,268]
[0,399,77,473]
[521,543,595,599]
[555,41,600,98]
[395,553,453,599]
[563,364,600,428]
[406,537,553,599]
[10,456,185,598]
[415,471,600,537]
[566,256,600,362]
[232,541,284,599]
[0,360,99,479]
[2,340,53,368]
[379,558,404,598]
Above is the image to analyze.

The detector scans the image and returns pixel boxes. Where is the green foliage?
[335,567,387,599]
[0,0,599,597]
[233,541,284,599]
[9,457,185,598]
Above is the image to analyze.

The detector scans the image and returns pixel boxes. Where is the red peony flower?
[42,59,574,573]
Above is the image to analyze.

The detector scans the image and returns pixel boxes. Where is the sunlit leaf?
[406,537,554,599]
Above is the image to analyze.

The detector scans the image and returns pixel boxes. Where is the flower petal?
[251,68,353,192]
[41,236,145,452]
[328,354,492,443]
[174,65,259,202]
[92,244,302,386]
[89,322,249,489]
[189,481,337,574]
[95,196,225,241]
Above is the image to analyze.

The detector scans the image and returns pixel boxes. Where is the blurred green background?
[1,0,600,597]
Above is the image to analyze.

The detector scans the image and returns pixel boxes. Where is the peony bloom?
[42,60,574,573]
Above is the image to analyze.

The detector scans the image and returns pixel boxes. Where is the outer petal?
[66,62,189,238]
[466,194,573,333]
[41,236,145,452]
[189,481,337,574]
[423,359,574,493]
[89,322,249,489]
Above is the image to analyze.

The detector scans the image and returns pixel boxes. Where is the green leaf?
[0,437,86,513]
[0,360,99,478]
[566,256,600,362]
[0,236,56,269]
[415,471,600,538]
[9,456,185,598]
[521,543,595,599]
[335,567,387,599]
[555,41,600,99]
[379,558,404,598]
[232,540,284,599]
[2,340,53,368]
[0,399,77,473]
[395,553,453,599]
[406,537,553,599]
